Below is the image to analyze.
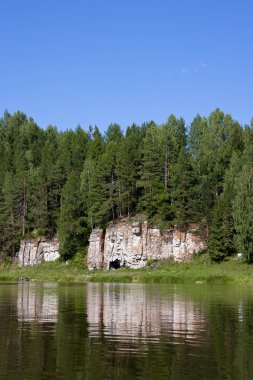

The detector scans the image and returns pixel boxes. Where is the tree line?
[0,109,253,262]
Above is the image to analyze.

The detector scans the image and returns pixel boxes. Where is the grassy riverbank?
[0,256,253,284]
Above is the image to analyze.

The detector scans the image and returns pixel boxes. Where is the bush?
[69,250,87,268]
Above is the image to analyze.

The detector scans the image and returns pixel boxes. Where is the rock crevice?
[87,221,207,270]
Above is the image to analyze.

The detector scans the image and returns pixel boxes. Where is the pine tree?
[189,109,244,234]
[86,126,104,161]
[58,171,88,260]
[209,195,235,262]
[170,148,197,228]
[101,124,123,220]
[137,122,163,219]
[81,158,106,227]
[233,140,253,263]
[0,173,20,258]
[116,124,142,216]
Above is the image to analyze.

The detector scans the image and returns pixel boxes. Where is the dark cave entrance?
[109,259,121,270]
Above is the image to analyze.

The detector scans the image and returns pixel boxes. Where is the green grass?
[0,261,89,282]
[0,256,252,284]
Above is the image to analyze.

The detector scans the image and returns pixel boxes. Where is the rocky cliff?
[17,237,60,266]
[87,221,207,270]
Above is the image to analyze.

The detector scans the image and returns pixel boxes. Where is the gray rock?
[150,261,159,269]
[87,221,207,270]
[17,237,60,266]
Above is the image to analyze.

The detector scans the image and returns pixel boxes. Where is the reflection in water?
[87,283,206,348]
[238,301,244,322]
[17,283,59,323]
[1,283,253,379]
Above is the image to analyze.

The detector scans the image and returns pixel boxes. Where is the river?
[0,282,253,379]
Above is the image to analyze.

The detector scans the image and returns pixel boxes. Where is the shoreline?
[0,259,252,285]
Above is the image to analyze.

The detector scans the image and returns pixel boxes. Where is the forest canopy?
[0,109,253,262]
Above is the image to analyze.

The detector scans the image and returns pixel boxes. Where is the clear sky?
[0,0,252,131]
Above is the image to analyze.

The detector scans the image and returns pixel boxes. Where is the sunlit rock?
[87,221,206,270]
[17,237,60,266]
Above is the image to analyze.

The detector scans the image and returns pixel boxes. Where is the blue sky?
[0,0,252,131]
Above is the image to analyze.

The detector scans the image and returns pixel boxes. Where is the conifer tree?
[81,158,106,227]
[170,148,197,228]
[0,172,20,258]
[209,195,235,262]
[58,171,87,260]
[137,122,163,219]
[116,124,142,216]
[101,123,123,220]
[233,139,253,263]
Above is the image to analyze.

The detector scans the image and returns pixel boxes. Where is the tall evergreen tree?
[116,124,142,216]
[170,148,197,228]
[0,172,20,258]
[137,122,164,219]
[209,194,235,262]
[81,158,106,228]
[233,139,253,263]
[58,171,87,260]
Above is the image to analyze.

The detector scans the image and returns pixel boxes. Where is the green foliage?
[69,250,87,268]
[116,124,142,216]
[208,196,235,262]
[170,148,197,227]
[137,122,163,218]
[81,157,108,227]
[188,109,244,230]
[233,149,253,263]
[0,109,251,264]
[58,171,88,260]
[0,172,20,258]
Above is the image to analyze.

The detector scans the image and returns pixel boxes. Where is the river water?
[0,282,253,379]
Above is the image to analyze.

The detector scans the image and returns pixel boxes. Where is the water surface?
[0,282,253,379]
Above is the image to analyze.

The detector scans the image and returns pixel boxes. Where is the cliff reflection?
[17,283,59,323]
[87,283,206,347]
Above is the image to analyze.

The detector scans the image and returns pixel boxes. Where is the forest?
[0,109,253,263]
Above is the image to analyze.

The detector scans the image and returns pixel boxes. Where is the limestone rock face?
[87,229,105,270]
[87,221,207,270]
[17,237,60,266]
